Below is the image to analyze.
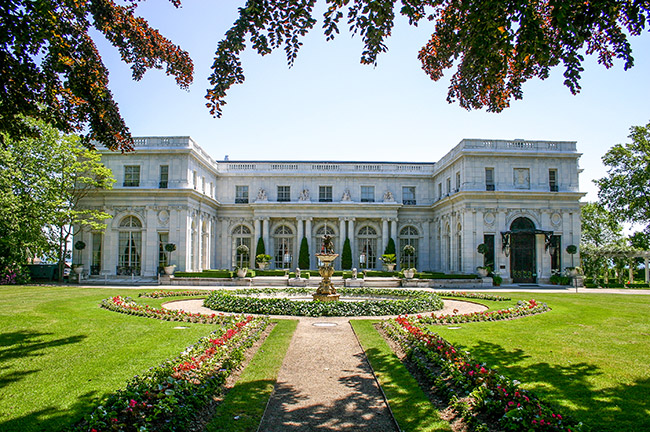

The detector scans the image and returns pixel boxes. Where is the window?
[232,225,252,268]
[550,235,561,273]
[319,186,332,202]
[277,186,291,202]
[483,234,495,269]
[485,168,495,191]
[402,186,416,205]
[446,178,451,195]
[192,170,197,190]
[549,169,558,192]
[456,171,461,192]
[158,232,169,268]
[438,183,442,200]
[91,233,102,275]
[118,216,142,275]
[235,186,249,203]
[159,165,169,188]
[123,165,140,187]
[361,186,374,202]
[399,226,419,269]
[209,182,214,198]
[358,226,378,269]
[274,225,294,268]
[202,176,206,194]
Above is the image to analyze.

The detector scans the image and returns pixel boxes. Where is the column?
[262,217,270,256]
[220,218,229,269]
[306,218,313,268]
[391,218,398,267]
[296,218,304,269]
[297,217,304,241]
[382,218,389,253]
[349,218,356,268]
[254,218,261,244]
[645,257,649,283]
[422,219,431,271]
[339,218,346,252]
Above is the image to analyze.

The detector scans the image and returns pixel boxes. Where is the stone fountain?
[313,234,340,302]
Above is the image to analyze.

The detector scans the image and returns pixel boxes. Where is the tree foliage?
[207,0,650,117]
[596,121,650,234]
[256,236,266,256]
[341,238,352,270]
[581,202,623,247]
[298,236,310,269]
[0,118,115,279]
[0,0,193,151]
[384,237,396,255]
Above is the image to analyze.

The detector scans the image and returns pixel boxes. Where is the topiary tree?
[384,238,396,255]
[256,237,265,256]
[298,237,309,269]
[341,238,352,270]
[566,244,578,267]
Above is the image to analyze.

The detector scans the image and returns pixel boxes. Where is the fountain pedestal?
[313,253,340,302]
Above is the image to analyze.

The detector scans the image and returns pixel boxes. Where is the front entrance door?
[511,232,535,283]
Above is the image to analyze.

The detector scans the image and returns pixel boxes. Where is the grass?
[432,293,650,432]
[351,319,451,432]
[0,286,219,432]
[205,319,297,432]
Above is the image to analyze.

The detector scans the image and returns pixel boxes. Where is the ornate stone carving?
[256,188,267,201]
[299,189,310,201]
[383,190,395,202]
[157,209,170,225]
[513,168,530,189]
[341,189,351,201]
[551,212,562,227]
[483,211,495,226]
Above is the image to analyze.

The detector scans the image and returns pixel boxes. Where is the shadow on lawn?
[0,330,87,390]
[0,390,108,432]
[455,340,650,431]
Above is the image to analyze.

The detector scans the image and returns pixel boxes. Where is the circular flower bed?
[202,288,444,317]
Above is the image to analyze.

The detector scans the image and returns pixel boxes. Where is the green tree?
[580,202,623,283]
[384,238,396,256]
[596,121,650,235]
[256,237,266,256]
[341,238,352,270]
[298,237,310,269]
[0,119,115,280]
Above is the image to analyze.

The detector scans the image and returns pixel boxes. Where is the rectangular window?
[361,186,374,202]
[202,177,206,194]
[158,232,169,268]
[456,171,461,191]
[319,186,333,202]
[277,185,291,202]
[483,234,495,269]
[123,165,140,187]
[159,165,168,188]
[485,167,495,191]
[446,178,451,195]
[402,186,416,205]
[551,235,561,273]
[91,233,102,275]
[235,185,249,203]
[209,182,214,198]
[193,171,197,190]
[549,169,558,192]
[438,183,442,200]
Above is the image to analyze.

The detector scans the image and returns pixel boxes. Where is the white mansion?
[75,136,584,284]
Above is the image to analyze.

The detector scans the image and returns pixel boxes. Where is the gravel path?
[162,298,486,431]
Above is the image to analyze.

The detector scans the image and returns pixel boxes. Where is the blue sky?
[95,1,650,202]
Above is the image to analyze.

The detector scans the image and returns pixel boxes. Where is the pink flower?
[129,399,137,407]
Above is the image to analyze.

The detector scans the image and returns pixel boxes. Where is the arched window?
[118,216,142,275]
[232,225,252,268]
[511,217,535,231]
[357,226,378,269]
[399,226,419,269]
[274,225,294,269]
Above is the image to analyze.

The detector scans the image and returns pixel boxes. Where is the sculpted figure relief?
[383,190,394,202]
[257,188,267,201]
[299,189,310,201]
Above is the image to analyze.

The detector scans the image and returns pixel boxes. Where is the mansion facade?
[75,136,585,284]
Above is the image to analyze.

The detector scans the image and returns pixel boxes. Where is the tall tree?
[581,202,623,247]
[298,237,310,269]
[596,121,650,234]
[1,0,193,151]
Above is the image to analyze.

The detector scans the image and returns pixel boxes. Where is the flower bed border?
[414,299,549,325]
[101,296,229,324]
[383,317,584,431]
[202,288,445,317]
[78,303,269,431]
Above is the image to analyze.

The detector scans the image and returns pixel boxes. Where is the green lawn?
[433,293,650,432]
[0,286,218,432]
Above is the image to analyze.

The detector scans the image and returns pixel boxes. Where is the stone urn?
[313,253,340,302]
[477,267,489,278]
[257,261,269,270]
[163,265,175,275]
[403,268,416,279]
[383,263,396,272]
[236,267,248,278]
[73,265,84,275]
[566,268,579,278]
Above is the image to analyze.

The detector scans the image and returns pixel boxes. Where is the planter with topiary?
[236,244,249,277]
[255,254,271,270]
[164,243,177,275]
[380,254,396,271]
[73,241,86,275]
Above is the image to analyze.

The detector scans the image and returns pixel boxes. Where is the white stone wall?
[78,137,584,280]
